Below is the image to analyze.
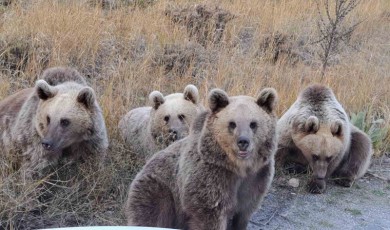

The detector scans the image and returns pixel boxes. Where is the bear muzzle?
[41,139,54,151]
[237,136,251,159]
[168,128,179,141]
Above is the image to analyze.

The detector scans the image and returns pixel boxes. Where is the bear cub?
[118,85,203,160]
[277,84,372,193]
[0,67,108,177]
[125,87,278,230]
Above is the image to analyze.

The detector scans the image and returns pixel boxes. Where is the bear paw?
[307,179,326,194]
[334,178,354,187]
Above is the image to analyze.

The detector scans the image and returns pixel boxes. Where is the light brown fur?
[277,84,372,193]
[125,88,278,230]
[0,67,108,177]
[118,85,203,161]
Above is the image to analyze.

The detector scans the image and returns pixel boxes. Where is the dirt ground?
[249,154,390,230]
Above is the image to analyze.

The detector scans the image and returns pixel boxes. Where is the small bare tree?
[315,0,362,79]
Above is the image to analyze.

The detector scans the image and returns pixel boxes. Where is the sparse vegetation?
[351,111,389,156]
[0,0,389,228]
[314,0,362,78]
[345,208,363,216]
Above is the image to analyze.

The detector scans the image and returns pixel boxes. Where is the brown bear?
[118,85,203,160]
[0,67,108,177]
[277,84,372,194]
[124,87,278,230]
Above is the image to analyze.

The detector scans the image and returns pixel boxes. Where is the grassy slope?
[0,0,389,228]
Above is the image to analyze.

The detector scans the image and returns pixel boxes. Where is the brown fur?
[125,88,278,230]
[118,85,203,161]
[41,66,87,86]
[277,84,372,193]
[0,67,108,177]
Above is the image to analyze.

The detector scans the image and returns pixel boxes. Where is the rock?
[288,178,300,188]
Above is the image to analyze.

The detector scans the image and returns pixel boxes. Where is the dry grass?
[0,0,389,228]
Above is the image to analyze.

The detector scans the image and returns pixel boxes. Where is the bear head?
[291,116,348,179]
[207,88,278,173]
[149,84,201,146]
[34,79,97,154]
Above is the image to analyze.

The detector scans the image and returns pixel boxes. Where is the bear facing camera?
[0,67,108,178]
[277,84,372,194]
[118,84,204,161]
[125,87,278,229]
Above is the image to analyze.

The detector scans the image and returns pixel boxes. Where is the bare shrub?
[165,4,235,47]
[88,0,156,10]
[151,42,214,78]
[314,0,362,78]
[256,32,313,66]
[0,34,51,75]
[0,141,141,229]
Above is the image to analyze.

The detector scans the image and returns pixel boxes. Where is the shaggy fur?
[277,84,372,193]
[118,85,203,161]
[41,66,87,86]
[0,67,108,177]
[125,88,278,230]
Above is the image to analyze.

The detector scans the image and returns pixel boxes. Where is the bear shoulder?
[41,67,87,86]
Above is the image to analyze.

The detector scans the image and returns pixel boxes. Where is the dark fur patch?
[191,110,210,134]
[41,67,87,86]
[208,89,229,113]
[300,84,333,103]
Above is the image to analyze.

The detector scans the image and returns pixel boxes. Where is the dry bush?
[0,141,141,229]
[255,32,313,66]
[0,0,389,228]
[314,0,363,78]
[151,42,215,78]
[165,4,235,47]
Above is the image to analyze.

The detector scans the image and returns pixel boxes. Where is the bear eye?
[312,155,320,162]
[250,122,257,130]
[60,119,70,127]
[164,115,170,122]
[178,114,185,121]
[228,121,236,130]
[46,116,51,125]
[325,156,332,162]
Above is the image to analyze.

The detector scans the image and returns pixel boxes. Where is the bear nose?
[168,129,178,140]
[237,136,250,151]
[169,129,178,135]
[41,140,53,150]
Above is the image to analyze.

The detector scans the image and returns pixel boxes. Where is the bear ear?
[256,88,278,113]
[331,119,343,137]
[183,84,199,104]
[304,116,319,133]
[35,80,58,100]
[77,87,96,109]
[208,89,229,113]
[149,91,165,110]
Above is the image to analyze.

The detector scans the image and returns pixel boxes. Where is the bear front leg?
[229,212,251,230]
[187,212,228,230]
[125,175,176,227]
[332,126,372,187]
[276,146,309,175]
[307,178,326,194]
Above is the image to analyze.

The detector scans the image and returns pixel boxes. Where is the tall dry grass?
[0,0,389,228]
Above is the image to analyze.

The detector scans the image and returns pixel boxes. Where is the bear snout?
[237,136,250,151]
[168,128,179,141]
[41,139,54,151]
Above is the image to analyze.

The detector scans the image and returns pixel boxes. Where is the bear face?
[207,88,277,173]
[34,80,96,154]
[291,116,347,179]
[277,84,372,194]
[149,85,200,146]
